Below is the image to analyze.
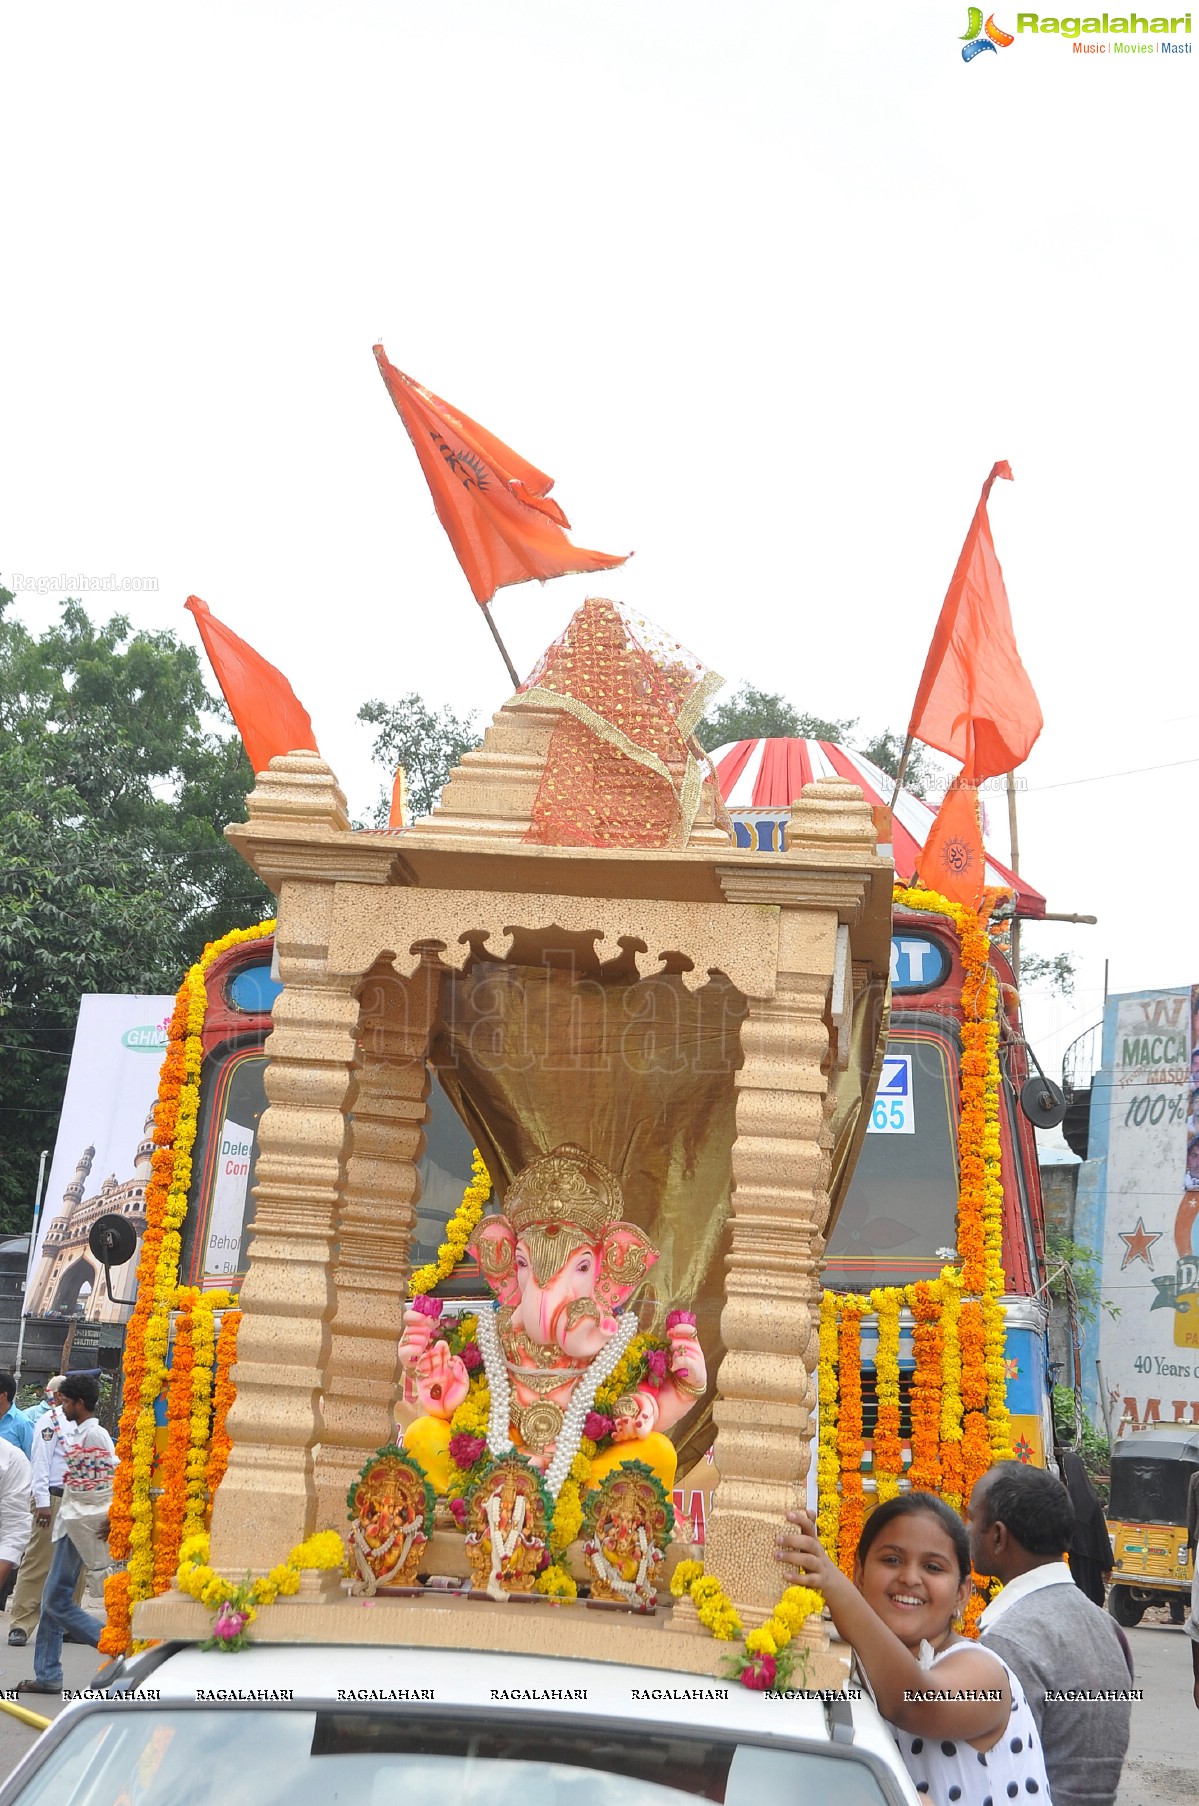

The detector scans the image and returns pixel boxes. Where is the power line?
[1028,755,1199,794]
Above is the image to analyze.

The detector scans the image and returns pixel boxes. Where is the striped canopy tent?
[710,738,1046,920]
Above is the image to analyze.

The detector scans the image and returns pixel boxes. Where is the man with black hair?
[0,1372,33,1460]
[968,1461,1132,1806]
[18,1373,116,1695]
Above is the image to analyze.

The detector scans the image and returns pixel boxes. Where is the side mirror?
[87,1213,139,1306]
[1019,1075,1068,1129]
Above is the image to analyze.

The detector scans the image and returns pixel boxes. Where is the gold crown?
[505,1145,623,1242]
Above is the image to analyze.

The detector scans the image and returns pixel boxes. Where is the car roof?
[124,1642,911,1785]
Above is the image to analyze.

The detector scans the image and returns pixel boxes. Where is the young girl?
[777,1493,1052,1805]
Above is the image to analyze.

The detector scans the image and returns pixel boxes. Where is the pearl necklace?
[477,1305,639,1501]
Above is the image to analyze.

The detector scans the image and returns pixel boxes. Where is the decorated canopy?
[710,737,1046,919]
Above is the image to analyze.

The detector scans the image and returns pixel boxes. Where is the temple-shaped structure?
[137,601,892,1679]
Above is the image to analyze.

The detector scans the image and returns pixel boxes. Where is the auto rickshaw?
[1106,1424,1199,1626]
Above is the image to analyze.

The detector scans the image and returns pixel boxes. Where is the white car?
[1,1644,920,1806]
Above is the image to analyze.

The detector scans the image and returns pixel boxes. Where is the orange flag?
[373,345,629,606]
[919,779,987,912]
[908,462,1042,783]
[185,596,318,776]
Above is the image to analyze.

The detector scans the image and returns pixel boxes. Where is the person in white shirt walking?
[18,1374,116,1694]
[7,1376,81,1648]
[0,1441,33,1604]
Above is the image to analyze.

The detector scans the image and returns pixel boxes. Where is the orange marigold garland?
[905,1279,943,1494]
[101,918,274,1657]
[206,1307,241,1498]
[835,1294,867,1575]
[153,1292,198,1590]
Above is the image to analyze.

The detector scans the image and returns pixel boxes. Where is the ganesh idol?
[397,1144,706,1498]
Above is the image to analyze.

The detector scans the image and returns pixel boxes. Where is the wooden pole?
[888,734,915,812]
[481,602,521,691]
[1007,771,1021,986]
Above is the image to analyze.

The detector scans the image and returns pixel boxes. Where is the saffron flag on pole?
[185,596,318,776]
[907,462,1042,784]
[919,777,987,912]
[373,344,629,606]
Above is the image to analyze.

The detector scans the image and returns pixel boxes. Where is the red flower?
[584,1412,613,1441]
[740,1653,777,1690]
[459,1343,482,1371]
[448,1433,487,1468]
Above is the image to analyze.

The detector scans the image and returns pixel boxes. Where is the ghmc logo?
[961,7,1015,58]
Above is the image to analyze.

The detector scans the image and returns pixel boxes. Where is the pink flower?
[645,1349,669,1388]
[213,1603,248,1642]
[448,1498,467,1526]
[459,1342,482,1370]
[665,1310,697,1332]
[448,1433,487,1468]
[412,1295,444,1319]
[740,1653,777,1691]
[584,1412,613,1441]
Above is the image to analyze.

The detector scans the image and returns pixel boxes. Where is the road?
[1116,1611,1197,1805]
[0,1600,1193,1798]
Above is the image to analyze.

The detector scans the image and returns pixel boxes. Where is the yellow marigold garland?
[408,1146,491,1296]
[177,1530,345,1649]
[870,1287,903,1505]
[101,919,275,1656]
[671,1559,824,1689]
[816,1290,840,1559]
[813,886,1014,1635]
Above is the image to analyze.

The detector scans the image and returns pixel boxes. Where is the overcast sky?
[3,1,1193,1092]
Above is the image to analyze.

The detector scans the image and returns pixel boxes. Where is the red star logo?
[1119,1216,1163,1270]
[1014,1436,1034,1464]
[1004,1357,1020,1380]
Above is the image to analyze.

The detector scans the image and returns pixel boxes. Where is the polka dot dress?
[883,1645,1053,1806]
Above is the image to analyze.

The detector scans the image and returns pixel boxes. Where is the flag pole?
[481,602,521,690]
[888,734,915,812]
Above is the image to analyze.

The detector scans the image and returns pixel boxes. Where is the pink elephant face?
[471,1217,658,1348]
[514,1237,598,1348]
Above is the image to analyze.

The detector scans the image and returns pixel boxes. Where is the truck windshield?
[825,1019,961,1290]
[13,1708,897,1806]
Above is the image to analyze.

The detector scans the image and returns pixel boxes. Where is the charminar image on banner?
[27,992,175,1326]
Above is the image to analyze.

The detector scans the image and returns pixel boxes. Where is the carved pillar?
[699,779,887,1624]
[313,958,441,1528]
[210,755,362,1573]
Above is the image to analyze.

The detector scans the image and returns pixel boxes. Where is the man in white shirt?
[968,1461,1132,1806]
[0,1441,33,1599]
[7,1376,77,1648]
[18,1374,115,1694]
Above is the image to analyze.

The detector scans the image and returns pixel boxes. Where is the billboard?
[27,994,174,1325]
[1085,986,1199,1436]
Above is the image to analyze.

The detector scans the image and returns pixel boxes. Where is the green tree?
[696,684,854,750]
[0,592,272,1234]
[696,684,944,798]
[358,694,482,822]
[1020,951,1077,997]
